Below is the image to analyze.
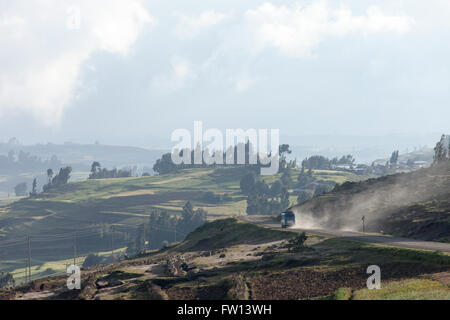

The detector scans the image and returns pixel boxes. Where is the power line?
[73,232,77,266]
[0,221,189,246]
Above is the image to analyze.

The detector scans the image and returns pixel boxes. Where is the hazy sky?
[0,0,449,147]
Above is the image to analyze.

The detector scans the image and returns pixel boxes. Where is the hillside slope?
[292,162,450,242]
[1,218,449,300]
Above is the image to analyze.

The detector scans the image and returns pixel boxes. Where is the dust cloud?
[290,166,448,233]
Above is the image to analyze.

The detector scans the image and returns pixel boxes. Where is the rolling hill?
[0,165,373,283]
[292,162,450,242]
[1,218,449,300]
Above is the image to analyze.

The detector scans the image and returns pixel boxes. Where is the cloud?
[0,0,154,126]
[175,10,229,38]
[245,1,415,57]
[151,56,197,93]
[234,72,260,93]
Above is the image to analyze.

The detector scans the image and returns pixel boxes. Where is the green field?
[0,166,374,283]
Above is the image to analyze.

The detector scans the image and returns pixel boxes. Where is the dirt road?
[242,215,450,253]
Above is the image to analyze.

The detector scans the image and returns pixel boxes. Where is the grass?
[8,246,127,286]
[3,214,449,300]
[0,166,383,284]
[353,279,450,300]
[332,288,353,300]
[176,218,296,251]
[318,238,450,266]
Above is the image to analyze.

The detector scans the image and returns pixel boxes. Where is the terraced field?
[0,166,373,284]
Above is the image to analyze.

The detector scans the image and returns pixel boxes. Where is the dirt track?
[242,215,450,253]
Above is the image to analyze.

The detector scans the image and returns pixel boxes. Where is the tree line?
[239,145,295,215]
[13,166,72,196]
[126,201,208,256]
[301,154,355,170]
[0,150,61,175]
[153,142,293,175]
[88,161,132,179]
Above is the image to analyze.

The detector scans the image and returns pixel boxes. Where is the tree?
[31,178,37,195]
[280,187,290,210]
[178,201,207,235]
[52,166,72,186]
[281,171,293,188]
[314,184,330,197]
[279,144,292,171]
[14,182,27,196]
[240,172,256,195]
[279,144,292,156]
[254,180,270,196]
[91,161,101,175]
[297,166,313,187]
[434,134,448,164]
[89,162,131,179]
[390,150,399,166]
[135,224,147,254]
[153,153,178,175]
[47,169,53,184]
[302,155,331,170]
[297,190,313,204]
[270,180,282,198]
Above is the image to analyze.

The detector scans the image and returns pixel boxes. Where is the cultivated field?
[0,166,374,284]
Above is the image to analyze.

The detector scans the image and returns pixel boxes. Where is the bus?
[281,210,295,228]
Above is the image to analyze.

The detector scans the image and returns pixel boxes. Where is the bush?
[82,253,103,268]
[287,232,308,252]
[314,184,333,196]
[14,182,27,196]
[0,272,15,289]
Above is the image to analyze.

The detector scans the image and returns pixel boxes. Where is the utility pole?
[24,236,28,283]
[27,235,31,283]
[362,216,365,233]
[73,232,77,266]
[143,225,146,253]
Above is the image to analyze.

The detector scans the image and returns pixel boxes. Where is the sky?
[0,0,449,148]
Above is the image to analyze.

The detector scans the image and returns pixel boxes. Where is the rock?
[96,278,123,289]
[166,257,187,277]
[219,254,226,259]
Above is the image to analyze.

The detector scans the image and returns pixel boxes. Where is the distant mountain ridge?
[0,142,166,171]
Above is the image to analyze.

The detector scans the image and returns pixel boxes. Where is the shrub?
[0,272,15,289]
[82,253,103,268]
[287,232,308,252]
